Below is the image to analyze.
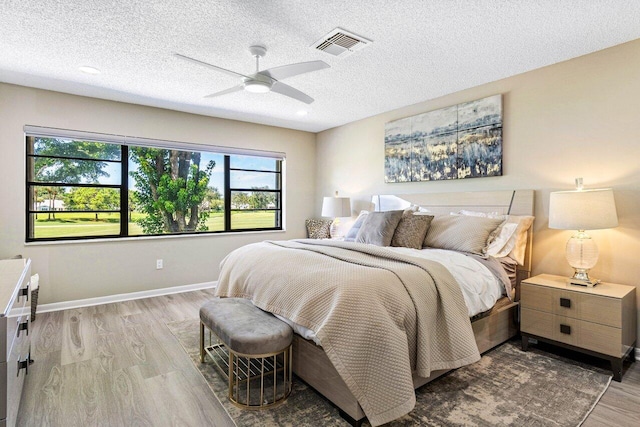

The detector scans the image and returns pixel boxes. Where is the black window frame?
[25,135,283,242]
[225,156,283,232]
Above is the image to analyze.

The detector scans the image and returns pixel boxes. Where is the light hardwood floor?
[18,290,640,426]
[18,289,235,427]
[579,352,640,427]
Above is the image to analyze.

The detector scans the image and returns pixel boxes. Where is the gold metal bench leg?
[200,321,205,363]
[200,319,293,409]
[229,351,235,403]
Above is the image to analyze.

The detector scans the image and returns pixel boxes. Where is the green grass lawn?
[32,211,277,239]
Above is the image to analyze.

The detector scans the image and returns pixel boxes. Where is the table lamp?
[548,179,618,287]
[322,191,351,236]
[322,191,351,218]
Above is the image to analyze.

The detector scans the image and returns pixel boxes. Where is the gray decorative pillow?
[424,215,503,255]
[391,213,434,249]
[305,219,333,239]
[344,211,369,242]
[355,210,403,246]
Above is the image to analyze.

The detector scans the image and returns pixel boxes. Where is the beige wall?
[317,39,640,340]
[2,38,638,339]
[0,83,316,304]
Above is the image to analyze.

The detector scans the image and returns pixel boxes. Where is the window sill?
[24,228,287,246]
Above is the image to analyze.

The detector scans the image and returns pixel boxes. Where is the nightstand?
[521,274,637,381]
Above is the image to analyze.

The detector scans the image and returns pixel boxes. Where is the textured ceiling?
[2,0,640,133]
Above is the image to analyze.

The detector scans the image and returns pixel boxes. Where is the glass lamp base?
[566,231,600,287]
[568,276,601,287]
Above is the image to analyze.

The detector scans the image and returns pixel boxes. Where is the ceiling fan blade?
[259,60,330,81]
[271,81,314,104]
[204,84,244,98]
[174,53,252,79]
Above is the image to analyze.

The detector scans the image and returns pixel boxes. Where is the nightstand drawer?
[521,309,579,347]
[521,307,553,337]
[552,315,579,347]
[521,282,621,327]
[521,284,555,312]
[521,284,584,319]
[579,294,621,328]
[579,321,621,357]
[522,308,622,357]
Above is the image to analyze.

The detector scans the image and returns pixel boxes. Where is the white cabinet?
[1,259,32,426]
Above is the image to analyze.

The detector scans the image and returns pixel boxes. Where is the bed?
[215,189,535,426]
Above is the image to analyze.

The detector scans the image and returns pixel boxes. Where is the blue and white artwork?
[384,95,502,183]
[384,117,412,183]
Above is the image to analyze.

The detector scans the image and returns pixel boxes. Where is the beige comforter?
[214,240,480,426]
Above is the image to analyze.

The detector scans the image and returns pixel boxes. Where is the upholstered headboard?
[371,190,535,288]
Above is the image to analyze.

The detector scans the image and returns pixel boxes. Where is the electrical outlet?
[156,259,163,269]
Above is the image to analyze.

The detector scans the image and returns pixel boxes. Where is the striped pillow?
[424,215,504,255]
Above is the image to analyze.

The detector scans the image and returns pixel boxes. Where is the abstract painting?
[384,95,502,182]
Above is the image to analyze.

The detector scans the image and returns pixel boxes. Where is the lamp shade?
[549,188,618,230]
[321,196,351,218]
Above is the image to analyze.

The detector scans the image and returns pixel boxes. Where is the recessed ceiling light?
[78,66,100,75]
[296,110,308,116]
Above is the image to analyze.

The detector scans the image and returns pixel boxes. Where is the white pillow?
[343,210,369,241]
[411,204,431,213]
[486,222,518,257]
[457,209,502,218]
[455,210,534,264]
[505,215,535,265]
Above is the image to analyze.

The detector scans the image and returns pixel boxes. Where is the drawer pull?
[19,286,29,302]
[17,357,29,376]
[560,324,571,335]
[560,298,571,308]
[17,318,29,337]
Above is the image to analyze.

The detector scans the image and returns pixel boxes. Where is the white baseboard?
[36,281,217,314]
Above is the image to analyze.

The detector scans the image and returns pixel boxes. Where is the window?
[25,129,284,242]
[228,155,282,230]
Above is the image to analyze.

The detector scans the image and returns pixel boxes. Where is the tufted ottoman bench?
[199,298,293,409]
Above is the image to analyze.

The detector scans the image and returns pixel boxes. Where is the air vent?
[311,28,372,57]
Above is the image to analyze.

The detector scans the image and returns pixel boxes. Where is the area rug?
[167,319,611,427]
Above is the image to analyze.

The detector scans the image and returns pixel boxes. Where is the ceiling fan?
[175,45,330,104]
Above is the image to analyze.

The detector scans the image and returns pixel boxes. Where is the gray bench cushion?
[200,298,293,355]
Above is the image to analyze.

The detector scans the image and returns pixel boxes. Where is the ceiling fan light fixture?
[78,65,100,75]
[244,80,272,93]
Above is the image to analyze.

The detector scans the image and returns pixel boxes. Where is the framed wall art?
[384,94,502,183]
